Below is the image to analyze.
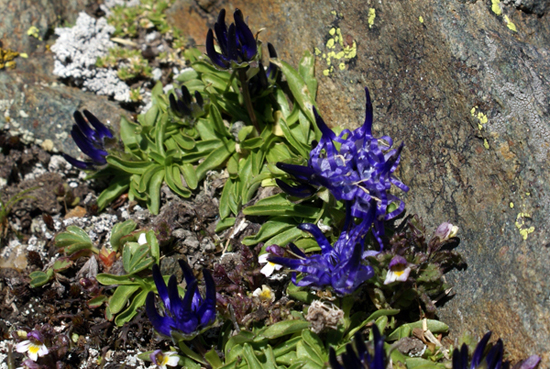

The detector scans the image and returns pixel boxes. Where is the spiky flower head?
[205,9,258,70]
[277,87,408,247]
[62,110,113,170]
[146,260,216,338]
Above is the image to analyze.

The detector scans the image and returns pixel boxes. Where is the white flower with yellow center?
[15,331,49,361]
[151,350,179,369]
[252,284,276,303]
[384,255,412,285]
[259,253,282,277]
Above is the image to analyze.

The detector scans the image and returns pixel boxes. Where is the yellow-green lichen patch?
[26,26,42,40]
[419,16,424,24]
[0,45,20,69]
[471,106,488,131]
[491,0,502,15]
[317,21,357,76]
[510,202,514,209]
[515,212,535,240]
[368,8,376,28]
[504,15,517,32]
[483,139,490,149]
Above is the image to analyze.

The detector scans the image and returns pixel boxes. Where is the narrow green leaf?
[176,68,199,82]
[204,348,223,369]
[242,344,263,369]
[195,141,236,180]
[257,320,310,340]
[165,165,192,198]
[180,163,198,190]
[110,219,137,252]
[114,289,148,326]
[107,156,155,175]
[215,217,236,233]
[97,175,130,211]
[146,168,165,215]
[108,285,140,315]
[275,60,316,124]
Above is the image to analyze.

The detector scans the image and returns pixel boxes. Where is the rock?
[0,0,129,158]
[166,0,550,362]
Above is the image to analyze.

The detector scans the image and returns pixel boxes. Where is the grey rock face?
[0,0,128,157]
[167,0,550,362]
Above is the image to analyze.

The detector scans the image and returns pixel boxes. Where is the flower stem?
[238,68,260,134]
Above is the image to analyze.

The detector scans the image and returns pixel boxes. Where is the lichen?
[51,12,130,102]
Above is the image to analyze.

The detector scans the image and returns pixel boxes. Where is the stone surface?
[0,0,128,157]
[167,0,550,362]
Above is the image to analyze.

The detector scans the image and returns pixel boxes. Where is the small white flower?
[259,253,282,277]
[151,350,179,369]
[137,233,148,245]
[383,256,412,285]
[16,332,49,361]
[252,284,275,302]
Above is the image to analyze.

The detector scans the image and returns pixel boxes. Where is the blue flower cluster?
[63,110,113,170]
[146,260,216,338]
[273,88,409,295]
[206,9,258,70]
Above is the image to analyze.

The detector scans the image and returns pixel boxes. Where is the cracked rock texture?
[167,0,550,362]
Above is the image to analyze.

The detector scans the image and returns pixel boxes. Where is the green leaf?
[108,285,140,315]
[180,163,198,190]
[215,217,236,233]
[258,320,310,340]
[205,348,224,369]
[165,164,192,198]
[242,218,295,246]
[53,258,73,272]
[107,156,155,175]
[179,341,208,365]
[120,115,141,149]
[296,340,324,368]
[114,289,148,326]
[298,50,317,99]
[387,319,449,341]
[87,295,108,309]
[29,269,54,288]
[345,309,400,340]
[55,226,94,255]
[96,273,143,286]
[264,227,305,248]
[176,68,199,82]
[146,231,160,263]
[275,59,316,124]
[243,194,320,218]
[110,219,137,252]
[240,137,264,150]
[172,132,196,150]
[219,177,235,219]
[97,175,130,211]
[301,330,325,363]
[195,141,236,181]
[242,344,263,369]
[146,168,165,215]
[286,283,316,304]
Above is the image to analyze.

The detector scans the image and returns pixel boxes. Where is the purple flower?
[205,9,258,69]
[277,87,409,246]
[62,110,113,170]
[146,260,216,338]
[268,221,373,296]
[329,325,386,369]
[15,330,48,361]
[169,85,205,120]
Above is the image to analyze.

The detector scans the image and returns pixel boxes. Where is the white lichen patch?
[51,12,130,101]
